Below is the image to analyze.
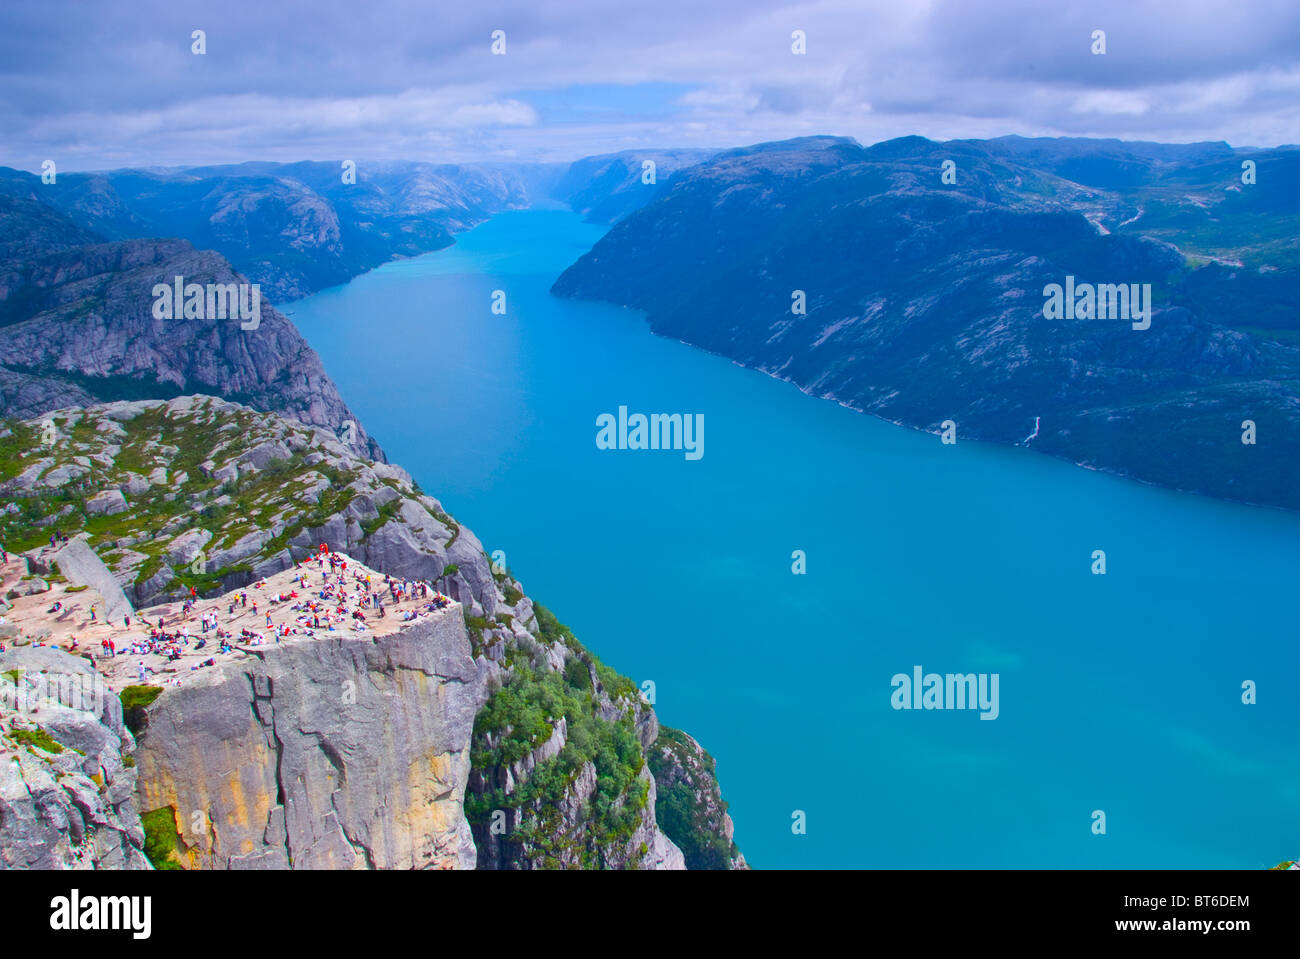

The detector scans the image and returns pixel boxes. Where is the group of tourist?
[6,542,455,689]
[134,546,452,685]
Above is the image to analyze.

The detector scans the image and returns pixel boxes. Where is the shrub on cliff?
[120,684,163,736]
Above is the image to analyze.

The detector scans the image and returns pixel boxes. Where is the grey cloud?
[0,0,1296,171]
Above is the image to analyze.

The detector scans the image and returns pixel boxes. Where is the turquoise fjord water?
[293,207,1300,869]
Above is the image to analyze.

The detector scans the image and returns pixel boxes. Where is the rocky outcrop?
[0,397,447,608]
[0,646,149,869]
[130,607,479,870]
[0,397,742,870]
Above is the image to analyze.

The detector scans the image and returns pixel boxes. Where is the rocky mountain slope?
[0,194,381,459]
[0,396,744,869]
[553,135,1300,511]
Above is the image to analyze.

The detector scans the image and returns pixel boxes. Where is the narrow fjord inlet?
[293,208,1300,868]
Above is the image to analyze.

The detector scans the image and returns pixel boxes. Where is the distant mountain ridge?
[0,154,714,302]
[0,162,545,301]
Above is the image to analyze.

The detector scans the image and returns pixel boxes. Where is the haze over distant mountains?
[0,153,714,303]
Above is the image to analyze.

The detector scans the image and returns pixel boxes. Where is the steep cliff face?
[466,631,686,870]
[129,608,479,870]
[0,646,149,869]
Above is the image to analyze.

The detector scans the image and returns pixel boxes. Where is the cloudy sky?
[2,0,1297,171]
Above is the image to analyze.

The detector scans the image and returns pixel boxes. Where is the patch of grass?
[0,419,39,483]
[464,612,488,656]
[140,807,184,870]
[9,727,65,754]
[433,509,460,549]
[360,497,402,536]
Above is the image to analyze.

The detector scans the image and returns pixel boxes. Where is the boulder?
[239,440,293,472]
[41,464,89,487]
[86,489,128,516]
[54,537,135,622]
[120,472,150,495]
[164,528,213,567]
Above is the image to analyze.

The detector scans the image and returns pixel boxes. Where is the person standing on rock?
[137,661,146,683]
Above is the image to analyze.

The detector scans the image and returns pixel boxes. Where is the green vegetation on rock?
[466,631,650,868]
[120,684,163,736]
[648,726,742,870]
[140,807,184,870]
[8,726,66,755]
